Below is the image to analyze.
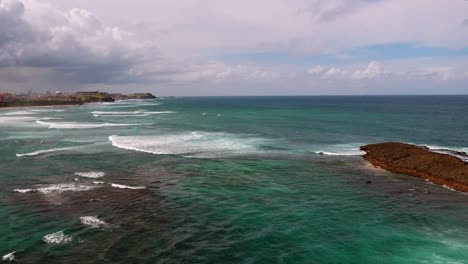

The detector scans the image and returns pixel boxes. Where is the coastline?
[361,142,468,192]
[0,104,82,110]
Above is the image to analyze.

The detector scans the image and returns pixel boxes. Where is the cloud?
[352,61,384,79]
[307,61,385,79]
[156,61,280,83]
[297,0,380,23]
[406,66,456,81]
[306,60,467,83]
[1,0,468,95]
[0,0,157,85]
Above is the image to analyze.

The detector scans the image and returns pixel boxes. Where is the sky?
[0,0,468,96]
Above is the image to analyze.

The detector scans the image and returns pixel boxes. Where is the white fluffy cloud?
[307,61,386,79]
[307,61,467,83]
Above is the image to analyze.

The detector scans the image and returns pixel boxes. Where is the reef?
[361,142,468,192]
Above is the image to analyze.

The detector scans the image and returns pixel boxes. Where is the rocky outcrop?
[361,142,468,192]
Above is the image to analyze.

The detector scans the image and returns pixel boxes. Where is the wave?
[16,146,83,157]
[92,181,105,185]
[74,172,105,178]
[14,189,35,193]
[110,183,146,190]
[2,251,16,262]
[36,184,97,194]
[42,231,72,244]
[92,110,175,117]
[314,143,366,156]
[36,120,150,129]
[423,145,468,162]
[0,116,37,125]
[14,184,97,194]
[109,131,272,158]
[2,110,38,116]
[80,216,109,228]
[315,150,365,156]
[31,109,65,112]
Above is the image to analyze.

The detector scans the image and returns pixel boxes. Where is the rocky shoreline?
[361,142,468,192]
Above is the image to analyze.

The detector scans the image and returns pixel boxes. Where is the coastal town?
[0,91,157,107]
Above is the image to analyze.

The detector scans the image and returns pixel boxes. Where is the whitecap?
[92,110,175,117]
[2,251,16,262]
[31,109,65,112]
[13,189,35,193]
[80,216,109,228]
[0,116,37,126]
[16,184,97,194]
[42,231,72,244]
[315,150,365,156]
[110,183,146,190]
[2,110,37,116]
[16,146,82,157]
[36,120,149,129]
[74,172,105,178]
[314,143,366,156]
[108,131,270,158]
[92,181,105,185]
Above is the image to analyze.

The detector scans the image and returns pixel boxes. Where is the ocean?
[1,96,468,263]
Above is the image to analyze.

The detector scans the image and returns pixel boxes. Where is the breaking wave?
[110,183,146,190]
[109,131,272,158]
[314,143,366,156]
[2,251,16,262]
[42,231,72,244]
[16,146,84,157]
[36,120,149,129]
[80,216,109,228]
[15,183,97,194]
[2,110,37,115]
[74,172,105,178]
[92,110,175,117]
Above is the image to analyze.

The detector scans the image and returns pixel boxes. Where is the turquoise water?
[1,96,468,263]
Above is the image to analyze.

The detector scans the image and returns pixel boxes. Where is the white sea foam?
[42,231,72,244]
[109,131,270,158]
[37,184,97,194]
[2,110,38,115]
[0,116,37,126]
[2,251,16,262]
[16,146,82,157]
[315,150,365,156]
[92,181,105,185]
[74,172,105,178]
[31,109,65,112]
[16,184,97,194]
[314,143,366,156]
[14,189,35,193]
[111,183,146,190]
[92,110,175,117]
[423,145,468,162]
[36,120,148,129]
[80,216,109,228]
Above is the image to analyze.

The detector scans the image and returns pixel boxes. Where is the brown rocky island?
[361,142,468,192]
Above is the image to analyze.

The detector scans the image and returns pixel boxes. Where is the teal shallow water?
[1,96,468,263]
